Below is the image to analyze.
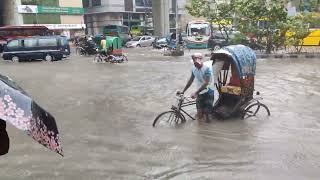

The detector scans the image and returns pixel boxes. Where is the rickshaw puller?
[178,53,214,122]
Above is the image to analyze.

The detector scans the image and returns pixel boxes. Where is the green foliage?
[234,0,288,53]
[229,33,248,45]
[309,12,320,28]
[185,0,208,18]
[285,13,313,53]
[299,0,320,12]
[21,0,59,6]
[186,0,319,53]
[186,0,288,53]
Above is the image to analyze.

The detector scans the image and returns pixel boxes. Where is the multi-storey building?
[83,0,187,36]
[0,0,85,38]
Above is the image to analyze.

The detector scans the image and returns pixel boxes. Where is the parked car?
[153,36,168,49]
[208,31,240,50]
[208,34,229,50]
[125,36,155,48]
[153,33,185,49]
[2,36,70,62]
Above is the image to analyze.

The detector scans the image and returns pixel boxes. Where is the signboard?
[18,5,38,14]
[38,6,84,15]
[18,5,84,15]
[23,24,86,30]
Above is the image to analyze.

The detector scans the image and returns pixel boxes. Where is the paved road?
[0,47,320,180]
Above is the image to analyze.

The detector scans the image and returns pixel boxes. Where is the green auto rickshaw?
[93,34,127,63]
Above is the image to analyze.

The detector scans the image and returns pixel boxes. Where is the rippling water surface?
[0,48,319,180]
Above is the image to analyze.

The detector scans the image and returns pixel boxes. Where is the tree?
[234,0,288,53]
[299,0,320,12]
[285,11,318,53]
[285,14,310,53]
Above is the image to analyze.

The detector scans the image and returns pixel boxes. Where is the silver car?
[125,36,155,48]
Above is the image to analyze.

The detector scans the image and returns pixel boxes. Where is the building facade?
[83,0,187,36]
[0,0,85,38]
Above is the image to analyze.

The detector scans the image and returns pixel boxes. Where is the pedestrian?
[100,35,108,53]
[178,53,214,122]
[0,120,9,156]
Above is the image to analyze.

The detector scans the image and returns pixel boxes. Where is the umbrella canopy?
[0,74,63,156]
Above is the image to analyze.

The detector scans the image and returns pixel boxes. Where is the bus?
[102,25,130,45]
[0,26,50,52]
[185,21,211,49]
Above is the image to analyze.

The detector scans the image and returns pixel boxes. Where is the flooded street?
[0,48,320,180]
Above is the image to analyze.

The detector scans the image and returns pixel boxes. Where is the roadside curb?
[256,53,320,59]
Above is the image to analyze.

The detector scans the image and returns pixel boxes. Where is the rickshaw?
[153,45,270,127]
[211,44,270,119]
[93,34,128,63]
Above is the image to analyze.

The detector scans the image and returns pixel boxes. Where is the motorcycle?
[79,41,98,56]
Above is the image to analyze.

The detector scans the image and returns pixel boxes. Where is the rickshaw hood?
[212,45,256,77]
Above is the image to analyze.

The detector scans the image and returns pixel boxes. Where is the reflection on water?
[0,50,320,179]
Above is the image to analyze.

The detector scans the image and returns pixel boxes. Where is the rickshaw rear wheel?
[153,111,186,127]
[242,102,271,119]
[93,54,103,62]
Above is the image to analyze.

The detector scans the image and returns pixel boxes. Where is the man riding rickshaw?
[93,32,127,63]
[153,45,270,127]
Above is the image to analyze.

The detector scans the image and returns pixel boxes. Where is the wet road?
[0,48,320,180]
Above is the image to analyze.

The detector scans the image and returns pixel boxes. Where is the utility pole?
[175,1,179,49]
[172,0,184,56]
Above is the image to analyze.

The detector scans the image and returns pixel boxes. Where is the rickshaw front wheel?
[153,111,186,127]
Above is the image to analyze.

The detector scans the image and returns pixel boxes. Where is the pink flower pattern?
[0,94,63,155]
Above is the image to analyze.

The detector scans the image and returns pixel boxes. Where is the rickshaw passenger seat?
[221,86,241,96]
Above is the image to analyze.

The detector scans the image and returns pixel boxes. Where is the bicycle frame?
[171,95,196,120]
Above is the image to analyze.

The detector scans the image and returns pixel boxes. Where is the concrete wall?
[59,0,84,25]
[60,16,84,24]
[59,0,83,7]
[85,12,122,35]
[85,0,125,14]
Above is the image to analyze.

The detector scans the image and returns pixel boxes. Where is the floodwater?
[0,48,320,180]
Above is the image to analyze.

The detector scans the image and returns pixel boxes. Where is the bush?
[229,33,249,45]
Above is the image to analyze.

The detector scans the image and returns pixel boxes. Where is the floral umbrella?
[0,74,63,156]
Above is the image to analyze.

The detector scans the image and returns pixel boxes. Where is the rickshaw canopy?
[212,45,256,77]
[106,36,122,49]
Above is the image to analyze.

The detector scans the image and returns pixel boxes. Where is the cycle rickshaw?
[93,35,128,63]
[153,45,270,127]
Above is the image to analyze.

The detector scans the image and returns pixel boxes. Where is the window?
[125,0,133,11]
[7,40,19,48]
[24,39,38,47]
[135,0,152,7]
[21,0,59,6]
[141,37,145,40]
[60,37,68,46]
[39,38,57,47]
[82,0,90,8]
[23,14,61,24]
[92,0,101,6]
[172,0,177,13]
[121,26,129,33]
